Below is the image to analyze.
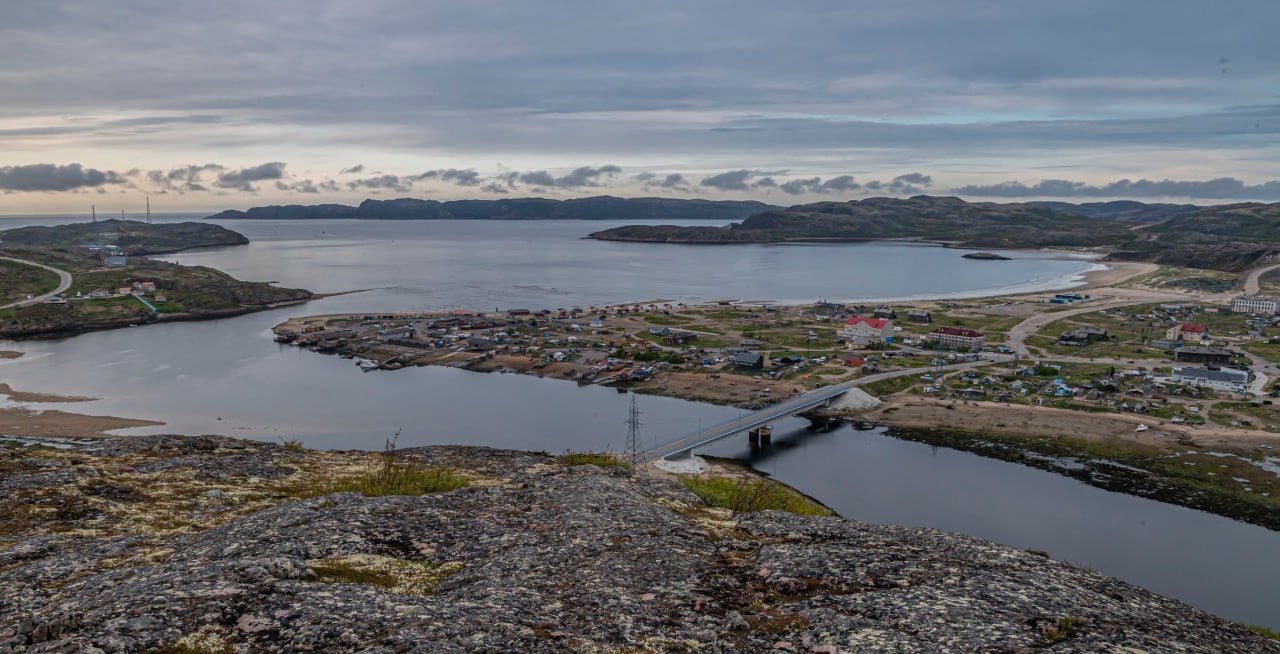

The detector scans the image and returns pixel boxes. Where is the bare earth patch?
[0,383,95,403]
[0,406,162,437]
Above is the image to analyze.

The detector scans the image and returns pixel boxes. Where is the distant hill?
[1137,202,1280,243]
[589,196,1132,249]
[1027,200,1200,223]
[0,219,248,255]
[1106,202,1280,271]
[205,196,779,222]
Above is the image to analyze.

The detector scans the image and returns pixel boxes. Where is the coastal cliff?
[1,435,1274,652]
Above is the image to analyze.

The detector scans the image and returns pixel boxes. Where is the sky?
[2,0,1279,214]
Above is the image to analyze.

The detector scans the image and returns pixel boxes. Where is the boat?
[1135,424,1149,432]
[356,358,379,371]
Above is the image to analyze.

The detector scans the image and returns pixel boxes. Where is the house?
[739,339,763,350]
[467,337,495,350]
[1057,327,1109,346]
[842,317,894,341]
[1232,295,1280,315]
[506,309,531,318]
[1174,347,1237,365]
[776,355,805,366]
[376,326,415,342]
[907,310,932,324]
[647,327,672,337]
[1167,323,1209,343]
[662,331,698,346]
[133,281,156,293]
[1171,366,1249,393]
[925,326,985,351]
[88,288,110,298]
[117,287,133,296]
[813,301,846,319]
[731,352,765,369]
[842,355,865,367]
[873,305,897,320]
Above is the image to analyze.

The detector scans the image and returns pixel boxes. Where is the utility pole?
[625,394,642,467]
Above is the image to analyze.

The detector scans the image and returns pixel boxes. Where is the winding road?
[1243,262,1280,296]
[0,256,72,309]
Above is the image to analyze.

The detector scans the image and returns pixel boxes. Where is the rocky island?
[1,434,1275,652]
[961,252,1012,260]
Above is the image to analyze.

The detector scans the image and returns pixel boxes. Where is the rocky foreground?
[1,436,1275,653]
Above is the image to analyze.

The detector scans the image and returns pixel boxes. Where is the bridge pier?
[748,425,772,449]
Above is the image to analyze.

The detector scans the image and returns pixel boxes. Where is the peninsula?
[0,220,312,338]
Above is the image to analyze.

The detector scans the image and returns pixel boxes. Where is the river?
[0,215,1276,629]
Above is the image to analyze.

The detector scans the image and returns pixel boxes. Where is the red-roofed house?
[1167,323,1209,343]
[842,316,894,341]
[926,326,986,351]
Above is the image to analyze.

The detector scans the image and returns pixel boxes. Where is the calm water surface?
[0,216,1276,628]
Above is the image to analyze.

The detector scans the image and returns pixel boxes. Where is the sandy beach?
[1076,261,1160,289]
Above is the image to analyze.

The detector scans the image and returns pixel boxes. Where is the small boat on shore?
[356,358,379,371]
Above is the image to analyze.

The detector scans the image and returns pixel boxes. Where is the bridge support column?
[748,426,772,449]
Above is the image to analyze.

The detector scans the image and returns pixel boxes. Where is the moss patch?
[308,554,463,595]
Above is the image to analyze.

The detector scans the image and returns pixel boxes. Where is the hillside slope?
[590,196,1133,249]
[2,437,1274,652]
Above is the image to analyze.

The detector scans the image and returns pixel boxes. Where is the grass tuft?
[307,431,469,497]
[681,475,830,516]
[1248,624,1280,642]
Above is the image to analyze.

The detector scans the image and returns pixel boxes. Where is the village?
[271,270,1280,436]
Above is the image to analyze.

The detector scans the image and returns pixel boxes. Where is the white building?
[925,327,986,351]
[841,317,894,341]
[1232,295,1280,315]
[1171,366,1249,394]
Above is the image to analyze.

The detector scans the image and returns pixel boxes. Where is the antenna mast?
[146,196,151,224]
[625,394,642,467]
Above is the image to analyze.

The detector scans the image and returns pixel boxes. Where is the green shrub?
[681,475,830,516]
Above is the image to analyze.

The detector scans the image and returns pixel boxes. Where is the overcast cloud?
[1,1,1278,211]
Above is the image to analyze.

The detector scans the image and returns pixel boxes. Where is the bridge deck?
[638,357,1006,463]
[640,383,850,461]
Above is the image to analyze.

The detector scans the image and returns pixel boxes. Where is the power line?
[625,394,642,467]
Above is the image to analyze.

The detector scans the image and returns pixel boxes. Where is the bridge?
[638,358,1005,462]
